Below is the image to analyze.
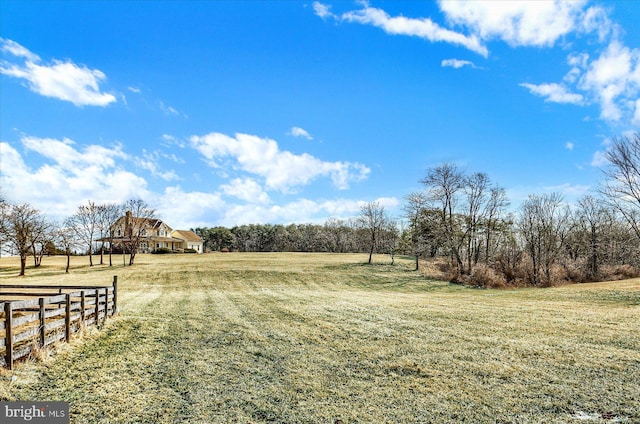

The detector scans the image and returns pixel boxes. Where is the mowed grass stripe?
[0,253,638,422]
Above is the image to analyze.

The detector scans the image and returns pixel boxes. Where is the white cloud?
[0,138,149,218]
[0,135,392,229]
[579,5,615,42]
[214,196,398,227]
[127,86,142,94]
[320,3,488,57]
[220,178,271,204]
[189,132,370,192]
[519,82,584,105]
[0,37,40,62]
[20,136,128,169]
[438,0,588,48]
[0,39,116,107]
[441,58,477,69]
[135,149,181,182]
[155,186,225,230]
[289,126,313,140]
[565,142,574,150]
[312,2,334,20]
[578,41,640,122]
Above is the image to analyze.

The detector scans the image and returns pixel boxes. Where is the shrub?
[152,247,172,254]
[465,264,507,289]
[184,248,197,254]
[600,264,639,281]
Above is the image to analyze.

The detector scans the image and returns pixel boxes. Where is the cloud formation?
[578,41,640,122]
[314,2,638,128]
[0,38,116,107]
[519,82,584,105]
[313,2,488,57]
[438,0,592,48]
[288,126,313,140]
[0,138,148,217]
[0,135,386,230]
[190,132,370,192]
[441,59,477,69]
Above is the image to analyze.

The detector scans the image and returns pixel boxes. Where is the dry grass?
[0,253,639,423]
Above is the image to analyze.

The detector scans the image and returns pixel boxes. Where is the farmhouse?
[108,211,204,253]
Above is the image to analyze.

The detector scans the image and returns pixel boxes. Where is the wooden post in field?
[94,289,99,325]
[5,301,13,370]
[39,297,46,347]
[65,294,71,342]
[113,275,118,315]
[103,288,108,324]
[81,291,86,322]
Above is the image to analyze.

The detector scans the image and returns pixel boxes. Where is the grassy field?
[0,253,639,423]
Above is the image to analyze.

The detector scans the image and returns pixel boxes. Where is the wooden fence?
[0,276,118,369]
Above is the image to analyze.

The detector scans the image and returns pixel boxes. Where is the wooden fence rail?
[0,276,118,369]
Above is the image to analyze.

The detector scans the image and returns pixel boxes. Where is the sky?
[1,1,639,230]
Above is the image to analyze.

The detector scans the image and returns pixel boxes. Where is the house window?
[117,229,121,236]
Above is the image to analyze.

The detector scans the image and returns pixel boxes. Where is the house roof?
[112,214,173,231]
[172,230,203,243]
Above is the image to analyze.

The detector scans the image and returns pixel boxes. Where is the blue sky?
[1,1,639,229]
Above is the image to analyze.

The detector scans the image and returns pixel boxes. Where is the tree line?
[406,132,640,286]
[195,132,640,287]
[2,132,639,286]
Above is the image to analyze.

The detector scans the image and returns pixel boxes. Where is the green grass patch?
[1,253,639,422]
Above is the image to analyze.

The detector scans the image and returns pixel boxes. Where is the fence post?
[65,294,71,342]
[113,275,118,315]
[103,288,108,325]
[39,297,46,347]
[81,291,86,322]
[94,289,99,325]
[5,302,13,370]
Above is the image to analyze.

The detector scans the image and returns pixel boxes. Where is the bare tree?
[381,219,400,265]
[403,192,429,270]
[53,223,80,273]
[573,195,610,280]
[421,163,465,274]
[358,201,389,264]
[122,199,156,265]
[29,214,54,268]
[0,198,9,258]
[600,132,640,241]
[3,203,48,276]
[68,201,101,266]
[483,186,509,265]
[518,193,572,286]
[98,203,121,266]
[462,172,490,273]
